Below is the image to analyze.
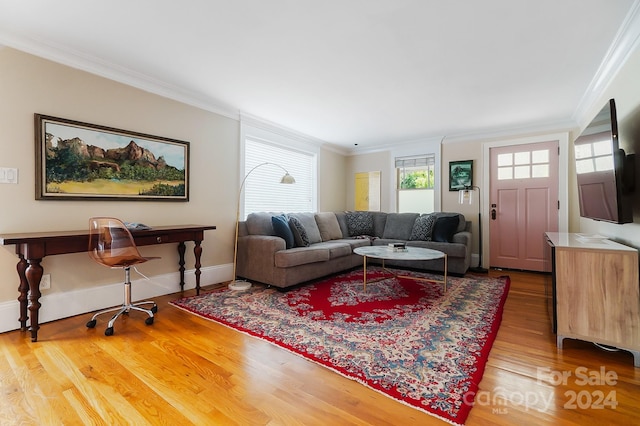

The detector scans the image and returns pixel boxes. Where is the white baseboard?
[0,264,232,334]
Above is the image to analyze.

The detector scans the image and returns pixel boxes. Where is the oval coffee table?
[353,246,447,292]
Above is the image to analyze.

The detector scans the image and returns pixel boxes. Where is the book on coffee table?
[388,242,407,252]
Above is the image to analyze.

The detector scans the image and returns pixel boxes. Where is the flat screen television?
[574,98,635,223]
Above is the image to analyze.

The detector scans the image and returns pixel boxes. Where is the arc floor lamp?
[458,185,488,273]
[229,162,295,290]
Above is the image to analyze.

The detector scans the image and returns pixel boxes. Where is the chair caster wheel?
[86,319,97,328]
[105,327,114,336]
[151,305,158,314]
[145,317,154,325]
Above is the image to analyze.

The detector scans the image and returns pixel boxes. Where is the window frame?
[240,120,318,219]
[390,139,442,213]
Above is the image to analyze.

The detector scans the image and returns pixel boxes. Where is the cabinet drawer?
[134,234,177,246]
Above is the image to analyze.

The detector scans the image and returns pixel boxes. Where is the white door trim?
[481,132,569,269]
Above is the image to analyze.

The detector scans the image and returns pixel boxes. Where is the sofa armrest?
[452,230,472,266]
[452,230,471,246]
[236,235,286,281]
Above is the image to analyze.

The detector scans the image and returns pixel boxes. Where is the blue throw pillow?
[432,215,460,243]
[272,214,295,249]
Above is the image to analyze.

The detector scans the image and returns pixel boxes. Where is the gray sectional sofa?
[236,211,472,289]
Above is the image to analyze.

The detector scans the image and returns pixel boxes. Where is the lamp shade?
[280,173,296,184]
[458,188,473,205]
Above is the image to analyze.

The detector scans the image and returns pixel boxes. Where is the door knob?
[491,208,497,220]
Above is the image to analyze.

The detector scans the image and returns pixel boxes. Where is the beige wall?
[0,48,347,307]
[318,148,348,212]
[441,141,484,255]
[0,48,238,302]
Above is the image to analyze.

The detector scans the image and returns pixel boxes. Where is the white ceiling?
[1,0,638,152]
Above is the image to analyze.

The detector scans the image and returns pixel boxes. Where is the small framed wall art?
[449,160,473,191]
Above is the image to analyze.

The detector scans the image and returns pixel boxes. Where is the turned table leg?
[16,254,29,331]
[25,258,44,342]
[194,240,203,295]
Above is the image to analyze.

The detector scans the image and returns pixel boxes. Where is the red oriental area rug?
[170,267,510,425]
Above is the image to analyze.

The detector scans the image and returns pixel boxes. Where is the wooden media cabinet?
[545,232,640,367]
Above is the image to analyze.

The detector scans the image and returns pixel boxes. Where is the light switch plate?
[0,167,18,184]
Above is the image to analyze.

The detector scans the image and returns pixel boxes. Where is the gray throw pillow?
[345,211,373,236]
[315,212,343,241]
[288,216,310,247]
[409,214,437,241]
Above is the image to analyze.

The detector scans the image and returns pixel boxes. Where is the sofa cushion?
[382,213,419,240]
[331,238,371,250]
[315,212,343,241]
[371,212,388,238]
[346,211,374,236]
[406,240,468,258]
[288,216,310,247]
[334,211,350,237]
[289,213,322,244]
[246,212,277,236]
[272,214,294,249]
[409,213,437,241]
[274,246,330,268]
[313,241,353,259]
[432,215,460,242]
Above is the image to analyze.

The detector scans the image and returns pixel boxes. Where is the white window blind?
[395,155,436,169]
[243,137,315,218]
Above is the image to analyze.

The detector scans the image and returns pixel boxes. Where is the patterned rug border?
[170,269,511,425]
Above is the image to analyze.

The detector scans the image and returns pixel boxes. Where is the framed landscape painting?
[449,160,473,191]
[35,114,189,201]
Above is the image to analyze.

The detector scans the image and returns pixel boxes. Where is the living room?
[1,1,640,424]
[2,3,640,326]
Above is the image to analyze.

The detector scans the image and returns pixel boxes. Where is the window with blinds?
[395,154,436,213]
[243,137,316,219]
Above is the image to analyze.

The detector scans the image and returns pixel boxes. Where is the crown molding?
[573,0,640,127]
[346,117,577,155]
[240,112,322,144]
[0,30,240,121]
[441,119,577,145]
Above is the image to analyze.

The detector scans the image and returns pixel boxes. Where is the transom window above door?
[497,149,550,180]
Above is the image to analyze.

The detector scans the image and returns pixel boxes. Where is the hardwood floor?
[1,270,638,425]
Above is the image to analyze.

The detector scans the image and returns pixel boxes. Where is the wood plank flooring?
[1,270,639,425]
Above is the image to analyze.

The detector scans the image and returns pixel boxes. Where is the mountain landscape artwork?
[35,115,189,201]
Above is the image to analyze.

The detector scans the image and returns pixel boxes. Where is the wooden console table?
[0,224,216,342]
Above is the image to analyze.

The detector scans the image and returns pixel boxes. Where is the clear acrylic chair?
[86,217,159,336]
